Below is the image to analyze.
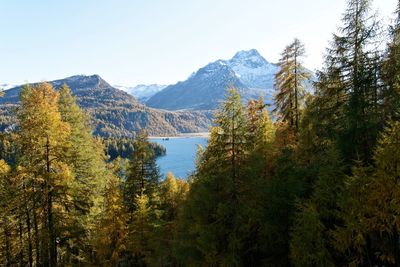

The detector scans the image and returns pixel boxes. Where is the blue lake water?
[150,137,208,179]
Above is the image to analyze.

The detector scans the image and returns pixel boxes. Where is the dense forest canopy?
[1,0,400,266]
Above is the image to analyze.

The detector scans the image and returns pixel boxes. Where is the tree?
[274,38,310,133]
[154,172,189,266]
[58,84,108,263]
[333,118,400,266]
[0,160,14,266]
[382,0,400,119]
[126,192,155,266]
[290,148,345,266]
[18,83,72,266]
[123,131,160,213]
[94,175,127,266]
[176,88,251,266]
[313,0,382,164]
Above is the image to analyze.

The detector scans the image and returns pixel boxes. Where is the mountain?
[0,83,19,91]
[146,49,279,111]
[146,60,249,110]
[114,84,166,102]
[226,49,278,102]
[0,75,212,137]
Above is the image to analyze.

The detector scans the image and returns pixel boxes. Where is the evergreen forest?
[1,0,400,266]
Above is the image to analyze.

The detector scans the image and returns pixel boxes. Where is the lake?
[149,137,208,179]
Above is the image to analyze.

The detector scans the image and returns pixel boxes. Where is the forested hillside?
[0,75,212,137]
[0,0,400,266]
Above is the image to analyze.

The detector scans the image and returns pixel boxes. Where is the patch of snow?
[114,84,167,102]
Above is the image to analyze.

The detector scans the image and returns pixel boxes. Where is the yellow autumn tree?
[18,83,72,266]
[334,118,400,265]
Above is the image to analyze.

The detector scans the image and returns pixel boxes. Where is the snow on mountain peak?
[233,49,261,59]
[225,49,278,91]
[230,49,269,68]
[0,83,19,91]
[114,84,166,102]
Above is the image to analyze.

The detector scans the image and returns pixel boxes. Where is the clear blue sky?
[0,0,397,86]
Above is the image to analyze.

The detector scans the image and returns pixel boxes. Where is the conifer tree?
[94,175,126,266]
[333,117,400,265]
[127,192,154,265]
[246,97,276,177]
[122,131,161,264]
[154,172,188,266]
[176,88,250,266]
[290,148,345,266]
[314,0,382,164]
[0,160,14,266]
[382,1,400,119]
[58,84,108,262]
[18,83,72,266]
[123,131,160,213]
[274,39,310,133]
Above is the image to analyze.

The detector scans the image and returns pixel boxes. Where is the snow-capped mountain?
[146,49,279,111]
[114,84,166,102]
[0,83,19,91]
[146,60,248,110]
[226,49,277,95]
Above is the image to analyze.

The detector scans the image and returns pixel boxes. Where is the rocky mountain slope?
[114,84,166,102]
[0,75,212,137]
[146,49,279,111]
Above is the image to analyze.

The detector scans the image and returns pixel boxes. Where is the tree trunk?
[46,135,57,267]
[294,50,299,132]
[23,182,33,267]
[3,216,12,267]
[393,228,400,267]
[32,177,41,266]
[18,208,24,266]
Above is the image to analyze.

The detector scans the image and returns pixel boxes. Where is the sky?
[0,0,398,86]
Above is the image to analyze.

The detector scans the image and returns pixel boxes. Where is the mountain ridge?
[0,75,212,137]
[146,49,279,111]
[114,84,167,102]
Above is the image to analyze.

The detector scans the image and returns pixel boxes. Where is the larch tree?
[94,175,127,266]
[274,38,310,133]
[176,88,249,266]
[333,117,400,266]
[58,84,108,263]
[123,131,161,264]
[18,83,72,267]
[123,131,160,213]
[0,160,14,266]
[382,0,400,119]
[314,0,382,164]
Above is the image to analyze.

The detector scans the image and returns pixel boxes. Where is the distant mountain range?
[114,84,166,102]
[146,49,279,110]
[0,75,212,137]
[0,49,313,136]
[0,84,19,91]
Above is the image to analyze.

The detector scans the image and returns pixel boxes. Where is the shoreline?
[149,132,210,139]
